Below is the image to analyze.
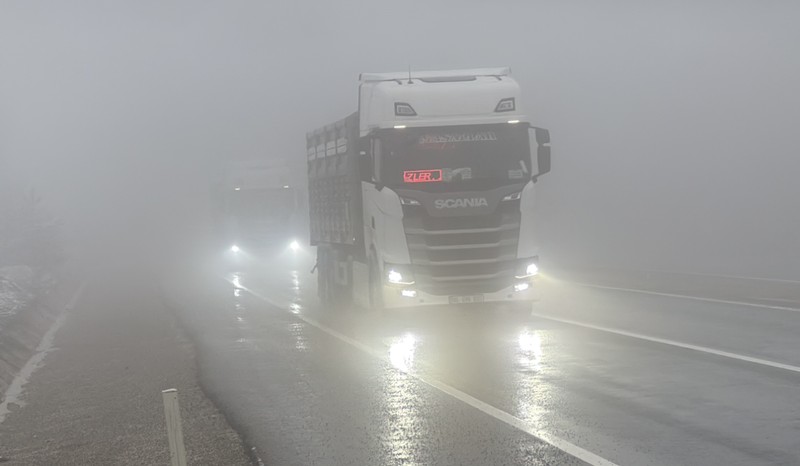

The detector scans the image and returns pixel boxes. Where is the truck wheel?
[317,249,331,302]
[316,250,324,299]
[368,257,384,311]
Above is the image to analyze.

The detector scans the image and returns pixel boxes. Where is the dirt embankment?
[0,273,252,465]
[0,269,64,401]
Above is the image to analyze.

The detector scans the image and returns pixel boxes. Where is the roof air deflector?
[418,76,477,83]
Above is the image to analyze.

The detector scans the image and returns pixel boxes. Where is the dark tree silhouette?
[0,188,64,270]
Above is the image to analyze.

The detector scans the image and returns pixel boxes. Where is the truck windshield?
[379,123,530,190]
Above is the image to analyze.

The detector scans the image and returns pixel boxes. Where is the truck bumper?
[381,279,540,309]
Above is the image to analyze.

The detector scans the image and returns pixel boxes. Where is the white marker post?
[162,389,188,466]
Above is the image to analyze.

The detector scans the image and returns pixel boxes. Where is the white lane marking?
[572,282,800,313]
[237,283,619,466]
[0,281,87,424]
[530,311,800,375]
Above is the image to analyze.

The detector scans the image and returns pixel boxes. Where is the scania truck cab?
[307,67,550,308]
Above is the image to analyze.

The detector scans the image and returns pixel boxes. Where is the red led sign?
[404,169,443,183]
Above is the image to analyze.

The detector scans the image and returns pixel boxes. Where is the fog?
[2,1,798,278]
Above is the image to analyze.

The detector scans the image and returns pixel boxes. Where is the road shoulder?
[0,277,252,465]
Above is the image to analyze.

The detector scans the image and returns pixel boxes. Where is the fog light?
[401,289,417,298]
[514,282,530,292]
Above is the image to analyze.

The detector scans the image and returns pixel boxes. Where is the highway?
[163,251,800,466]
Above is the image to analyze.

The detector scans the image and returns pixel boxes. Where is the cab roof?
[359,67,510,83]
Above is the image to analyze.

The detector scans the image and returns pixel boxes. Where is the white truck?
[307,67,550,308]
[215,160,306,256]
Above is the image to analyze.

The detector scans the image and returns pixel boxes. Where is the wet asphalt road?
[163,252,800,466]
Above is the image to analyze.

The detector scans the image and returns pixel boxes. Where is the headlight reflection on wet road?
[232,273,243,297]
[514,326,552,431]
[518,327,544,372]
[289,321,308,352]
[380,332,429,465]
[389,333,418,373]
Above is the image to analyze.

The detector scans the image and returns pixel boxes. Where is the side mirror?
[530,126,551,183]
[535,146,551,181]
[534,127,550,145]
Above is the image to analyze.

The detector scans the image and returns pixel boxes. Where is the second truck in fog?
[307,68,550,308]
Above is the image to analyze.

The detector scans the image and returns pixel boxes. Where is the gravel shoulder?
[0,273,252,465]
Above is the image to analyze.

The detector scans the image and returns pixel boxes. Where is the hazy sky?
[2,1,798,277]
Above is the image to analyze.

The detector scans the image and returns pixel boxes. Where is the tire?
[317,248,332,303]
[314,246,325,301]
[316,249,324,300]
[333,250,355,309]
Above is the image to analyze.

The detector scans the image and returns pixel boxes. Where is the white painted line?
[236,282,618,466]
[573,282,800,313]
[530,311,800,375]
[0,281,87,424]
[629,269,800,285]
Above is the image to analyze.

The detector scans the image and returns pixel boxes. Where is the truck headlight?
[515,260,539,279]
[386,266,415,285]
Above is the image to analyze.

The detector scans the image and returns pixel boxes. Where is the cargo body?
[307,68,550,308]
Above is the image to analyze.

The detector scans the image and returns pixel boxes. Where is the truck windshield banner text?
[417,131,497,146]
[403,169,443,183]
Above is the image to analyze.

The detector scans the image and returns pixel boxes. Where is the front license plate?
[449,294,485,304]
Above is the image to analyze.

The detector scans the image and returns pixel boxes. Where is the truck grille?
[403,201,520,295]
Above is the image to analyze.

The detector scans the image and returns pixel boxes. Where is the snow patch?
[0,266,35,324]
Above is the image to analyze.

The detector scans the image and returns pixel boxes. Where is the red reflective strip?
[403,169,443,183]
